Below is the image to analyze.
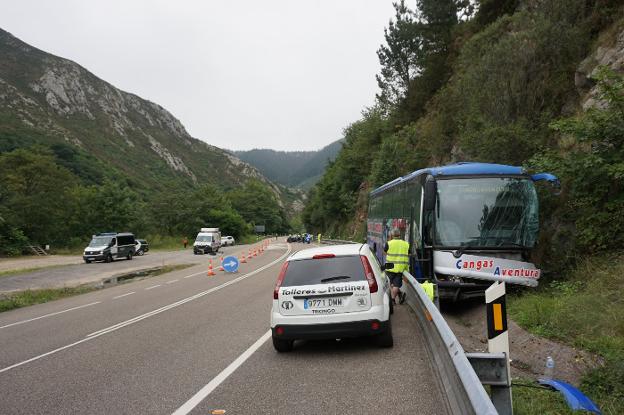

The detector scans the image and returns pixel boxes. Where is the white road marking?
[145,284,161,290]
[183,274,198,279]
[0,302,101,330]
[87,248,291,338]
[172,330,272,415]
[166,279,179,284]
[113,292,136,300]
[0,245,291,374]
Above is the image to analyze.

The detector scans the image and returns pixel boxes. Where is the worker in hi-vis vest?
[384,228,410,305]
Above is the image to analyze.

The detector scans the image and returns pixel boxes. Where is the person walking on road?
[384,228,410,305]
[183,237,188,249]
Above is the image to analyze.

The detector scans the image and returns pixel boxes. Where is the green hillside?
[0,28,297,252]
[235,139,343,189]
[301,1,624,411]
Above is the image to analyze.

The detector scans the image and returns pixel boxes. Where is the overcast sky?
[0,0,395,151]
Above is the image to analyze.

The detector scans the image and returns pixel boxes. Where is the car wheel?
[105,254,113,263]
[84,259,91,264]
[272,336,294,352]
[376,319,393,348]
[127,251,133,261]
[137,249,144,256]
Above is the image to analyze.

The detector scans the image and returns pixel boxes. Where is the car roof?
[288,243,364,261]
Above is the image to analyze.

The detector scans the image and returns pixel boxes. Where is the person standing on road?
[384,228,410,305]
[183,237,188,249]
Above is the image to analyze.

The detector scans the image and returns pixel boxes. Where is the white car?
[221,236,235,246]
[271,243,393,352]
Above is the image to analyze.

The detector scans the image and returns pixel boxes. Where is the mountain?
[235,139,343,189]
[0,28,286,197]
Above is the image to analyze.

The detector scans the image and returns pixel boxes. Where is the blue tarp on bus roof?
[370,162,526,195]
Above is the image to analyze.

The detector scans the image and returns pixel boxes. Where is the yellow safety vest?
[386,239,410,273]
[421,281,435,301]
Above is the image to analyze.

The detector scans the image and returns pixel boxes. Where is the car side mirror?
[424,178,436,212]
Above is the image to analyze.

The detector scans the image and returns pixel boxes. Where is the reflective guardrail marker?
[485,281,512,415]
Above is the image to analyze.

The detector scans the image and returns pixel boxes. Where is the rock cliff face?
[0,28,286,196]
[576,25,624,109]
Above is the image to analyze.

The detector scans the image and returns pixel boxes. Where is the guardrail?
[318,238,506,413]
[403,270,498,415]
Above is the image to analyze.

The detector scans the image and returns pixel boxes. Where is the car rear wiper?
[320,275,352,283]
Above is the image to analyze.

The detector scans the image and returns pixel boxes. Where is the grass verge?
[0,263,195,313]
[0,286,97,313]
[508,253,624,415]
[512,379,573,414]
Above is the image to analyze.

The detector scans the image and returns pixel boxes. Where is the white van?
[193,228,221,255]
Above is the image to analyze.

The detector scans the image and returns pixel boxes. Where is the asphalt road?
[0,240,448,415]
[0,245,247,293]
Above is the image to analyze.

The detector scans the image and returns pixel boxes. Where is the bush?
[509,253,624,414]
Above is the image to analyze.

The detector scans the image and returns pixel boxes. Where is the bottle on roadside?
[543,356,555,380]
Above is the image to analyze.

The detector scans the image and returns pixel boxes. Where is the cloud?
[0,0,395,150]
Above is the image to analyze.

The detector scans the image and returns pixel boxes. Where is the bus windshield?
[434,177,538,249]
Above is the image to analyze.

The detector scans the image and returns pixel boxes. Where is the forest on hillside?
[235,139,343,189]
[0,147,290,255]
[303,0,623,271]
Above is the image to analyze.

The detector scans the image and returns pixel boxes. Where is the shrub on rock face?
[531,68,624,257]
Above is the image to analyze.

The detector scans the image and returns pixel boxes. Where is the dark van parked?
[135,239,149,256]
[83,232,136,263]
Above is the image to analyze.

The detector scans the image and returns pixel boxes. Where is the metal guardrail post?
[485,281,513,415]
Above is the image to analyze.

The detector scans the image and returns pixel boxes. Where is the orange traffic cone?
[240,253,247,263]
[248,249,252,260]
[207,259,216,276]
[218,256,224,272]
[253,249,258,257]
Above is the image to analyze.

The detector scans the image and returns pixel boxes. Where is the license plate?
[303,298,344,309]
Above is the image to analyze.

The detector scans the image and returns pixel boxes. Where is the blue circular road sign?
[222,256,239,273]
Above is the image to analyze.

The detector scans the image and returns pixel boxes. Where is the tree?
[376,1,424,109]
[227,180,288,234]
[0,148,79,245]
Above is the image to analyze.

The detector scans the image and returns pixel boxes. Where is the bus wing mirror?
[531,173,561,193]
[424,179,436,211]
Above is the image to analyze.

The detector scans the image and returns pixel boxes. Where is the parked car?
[221,236,235,246]
[83,232,136,263]
[270,243,393,352]
[135,239,149,255]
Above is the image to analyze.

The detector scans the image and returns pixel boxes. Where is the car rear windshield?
[281,255,366,287]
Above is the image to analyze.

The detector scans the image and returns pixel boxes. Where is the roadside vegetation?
[512,379,574,415]
[300,0,623,412]
[0,154,290,257]
[510,254,624,414]
[0,286,97,313]
[0,263,194,313]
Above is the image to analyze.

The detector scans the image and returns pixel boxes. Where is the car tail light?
[276,327,284,336]
[371,321,380,330]
[274,261,289,299]
[312,253,335,259]
[360,255,378,293]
